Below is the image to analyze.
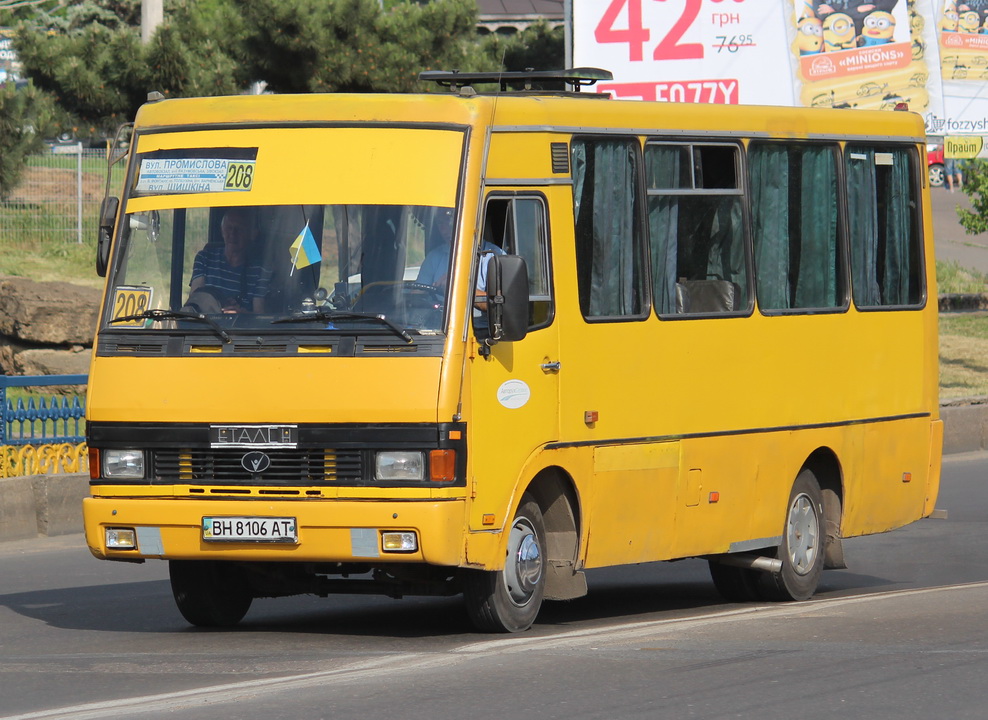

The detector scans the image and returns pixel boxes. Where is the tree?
[9,0,562,138]
[481,21,565,75]
[11,0,248,138]
[958,159,988,235]
[237,0,486,93]
[0,79,55,200]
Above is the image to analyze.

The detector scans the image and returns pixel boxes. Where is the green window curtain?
[704,196,745,291]
[645,145,684,314]
[846,147,882,307]
[847,146,921,307]
[883,150,915,305]
[750,144,790,309]
[572,138,642,317]
[794,146,839,308]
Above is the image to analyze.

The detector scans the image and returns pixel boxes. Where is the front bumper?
[83,496,466,566]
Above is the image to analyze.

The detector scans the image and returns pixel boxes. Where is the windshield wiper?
[109,308,232,343]
[272,309,414,344]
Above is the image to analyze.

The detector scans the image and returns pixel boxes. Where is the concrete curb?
[1,405,985,544]
[0,472,89,542]
[940,399,988,455]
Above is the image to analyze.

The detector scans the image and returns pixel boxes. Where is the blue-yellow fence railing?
[0,374,87,446]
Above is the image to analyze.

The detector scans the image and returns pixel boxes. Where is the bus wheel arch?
[764,449,843,601]
[525,466,587,601]
[462,467,585,632]
[803,447,846,570]
[463,492,547,632]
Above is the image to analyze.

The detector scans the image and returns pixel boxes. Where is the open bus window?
[481,196,553,331]
[107,203,452,333]
[645,142,749,316]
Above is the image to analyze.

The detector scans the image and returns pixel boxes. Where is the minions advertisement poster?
[935,0,988,137]
[790,0,938,115]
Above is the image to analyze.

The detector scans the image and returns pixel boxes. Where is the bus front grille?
[152,449,363,485]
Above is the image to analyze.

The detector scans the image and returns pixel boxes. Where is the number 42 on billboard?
[594,0,745,62]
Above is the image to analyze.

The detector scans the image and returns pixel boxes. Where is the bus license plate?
[202,517,297,543]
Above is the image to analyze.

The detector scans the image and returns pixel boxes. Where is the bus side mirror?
[486,254,528,345]
[96,196,118,277]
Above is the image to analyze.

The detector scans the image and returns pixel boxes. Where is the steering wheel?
[400,281,446,308]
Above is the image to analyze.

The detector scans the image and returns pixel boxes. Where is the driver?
[417,209,503,293]
[187,207,271,313]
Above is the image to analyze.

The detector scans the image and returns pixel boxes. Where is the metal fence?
[0,373,88,478]
[0,146,125,247]
[0,374,87,445]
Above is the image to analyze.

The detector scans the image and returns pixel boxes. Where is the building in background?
[477,0,563,35]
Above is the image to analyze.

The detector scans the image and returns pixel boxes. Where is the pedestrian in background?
[945,156,964,192]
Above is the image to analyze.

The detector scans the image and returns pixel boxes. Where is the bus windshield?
[107,203,454,335]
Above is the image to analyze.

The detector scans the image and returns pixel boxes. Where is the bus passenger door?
[467,193,559,532]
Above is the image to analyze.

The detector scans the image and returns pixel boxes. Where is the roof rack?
[418,67,613,94]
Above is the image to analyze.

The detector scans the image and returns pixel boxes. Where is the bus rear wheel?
[169,560,253,627]
[764,469,825,601]
[463,495,546,633]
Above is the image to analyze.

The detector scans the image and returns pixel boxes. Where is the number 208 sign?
[573,1,795,107]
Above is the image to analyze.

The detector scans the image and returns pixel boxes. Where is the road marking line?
[4,581,987,720]
[0,654,456,720]
[455,580,988,654]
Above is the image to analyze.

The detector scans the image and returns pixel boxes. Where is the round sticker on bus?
[497,380,531,409]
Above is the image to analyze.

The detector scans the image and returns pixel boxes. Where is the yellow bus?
[84,69,941,633]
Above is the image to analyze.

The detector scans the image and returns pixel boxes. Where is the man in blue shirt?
[188,207,271,313]
[416,210,504,333]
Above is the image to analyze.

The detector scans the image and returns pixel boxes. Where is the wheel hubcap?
[503,517,543,606]
[786,493,819,575]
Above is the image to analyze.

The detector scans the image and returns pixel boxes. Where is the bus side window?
[479,196,553,331]
[845,145,924,308]
[749,142,844,312]
[572,137,648,320]
[645,142,748,316]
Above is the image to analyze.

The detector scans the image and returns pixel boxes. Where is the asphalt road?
[1,453,986,720]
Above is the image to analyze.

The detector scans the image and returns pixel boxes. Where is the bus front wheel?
[169,560,253,627]
[764,469,825,601]
[463,495,546,633]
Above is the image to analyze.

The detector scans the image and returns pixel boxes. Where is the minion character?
[823,12,857,51]
[941,0,959,31]
[959,9,981,32]
[797,15,824,55]
[982,15,988,34]
[861,10,895,45]
[941,9,959,32]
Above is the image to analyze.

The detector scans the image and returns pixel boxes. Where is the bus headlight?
[375,451,425,481]
[103,449,145,479]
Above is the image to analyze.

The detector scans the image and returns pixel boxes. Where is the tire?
[929,163,945,188]
[763,469,825,602]
[169,560,253,627]
[463,495,546,633]
[708,561,763,602]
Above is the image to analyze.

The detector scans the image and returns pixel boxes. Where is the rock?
[0,277,100,346]
[14,348,92,377]
[0,277,100,378]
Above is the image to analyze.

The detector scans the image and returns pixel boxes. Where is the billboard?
[572,0,988,139]
[0,28,20,83]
